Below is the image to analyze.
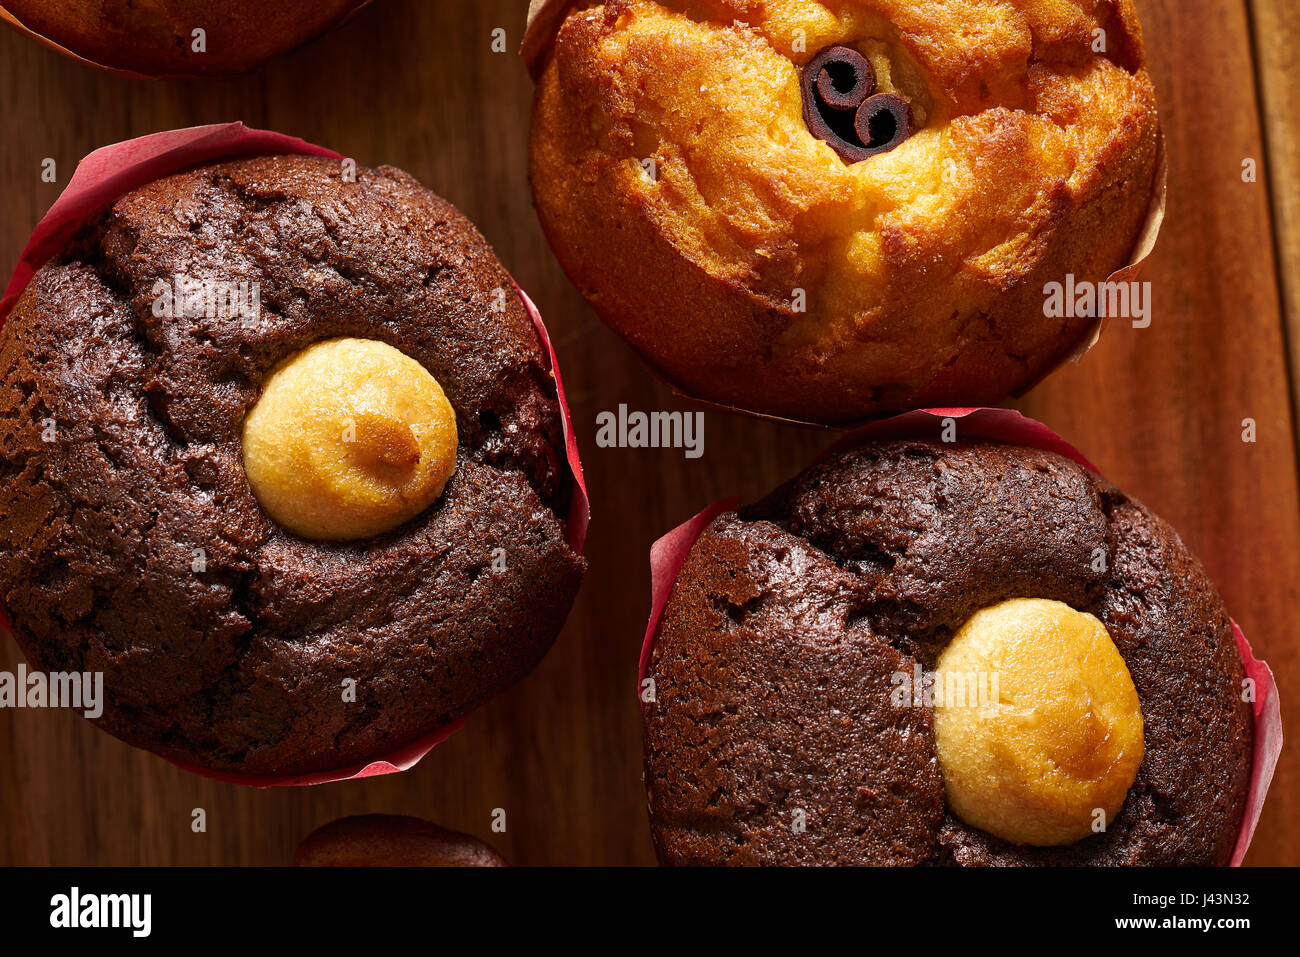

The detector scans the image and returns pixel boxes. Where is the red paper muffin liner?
[639,408,1281,865]
[0,122,589,787]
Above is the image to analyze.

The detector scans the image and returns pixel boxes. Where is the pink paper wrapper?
[640,407,1281,865]
[0,122,589,787]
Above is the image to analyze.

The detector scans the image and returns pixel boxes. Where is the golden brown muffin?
[2,0,370,76]
[530,0,1160,422]
[294,815,507,867]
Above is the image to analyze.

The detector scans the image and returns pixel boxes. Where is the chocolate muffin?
[643,440,1252,865]
[0,154,585,776]
[530,0,1160,422]
[294,815,506,867]
[2,0,370,76]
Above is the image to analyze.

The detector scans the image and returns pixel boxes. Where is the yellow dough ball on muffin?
[241,337,458,541]
[933,598,1144,847]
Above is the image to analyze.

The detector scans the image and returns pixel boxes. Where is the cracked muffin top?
[530,0,1160,422]
[3,0,369,76]
[642,439,1252,865]
[0,154,585,776]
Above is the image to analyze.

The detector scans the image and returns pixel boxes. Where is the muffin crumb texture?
[531,0,1160,421]
[0,154,584,775]
[643,440,1252,865]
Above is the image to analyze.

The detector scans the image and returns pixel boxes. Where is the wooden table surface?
[0,0,1294,866]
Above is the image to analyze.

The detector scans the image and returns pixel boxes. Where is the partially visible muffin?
[643,439,1252,865]
[295,815,506,867]
[531,0,1160,422]
[0,154,585,775]
[2,0,370,76]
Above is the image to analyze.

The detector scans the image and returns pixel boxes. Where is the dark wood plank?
[0,0,1294,866]
[1250,0,1300,447]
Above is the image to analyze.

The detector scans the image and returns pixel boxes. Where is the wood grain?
[0,0,1294,866]
[1249,0,1300,448]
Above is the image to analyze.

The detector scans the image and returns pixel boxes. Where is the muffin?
[1,0,370,76]
[529,0,1161,422]
[0,153,585,776]
[643,439,1253,864]
[294,815,506,867]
